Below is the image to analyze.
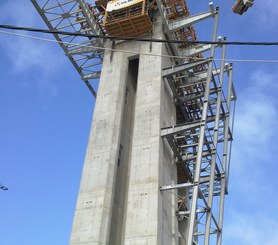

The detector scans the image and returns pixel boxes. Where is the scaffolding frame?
[153,2,236,243]
[31,1,236,244]
[160,54,236,244]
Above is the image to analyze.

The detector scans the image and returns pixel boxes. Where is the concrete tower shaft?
[70,14,178,244]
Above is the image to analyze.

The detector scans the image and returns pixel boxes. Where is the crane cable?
[1,24,278,46]
[1,29,278,64]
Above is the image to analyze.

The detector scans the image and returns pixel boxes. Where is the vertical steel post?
[216,64,233,245]
[226,100,236,191]
[186,9,219,245]
[77,0,104,41]
[204,38,227,245]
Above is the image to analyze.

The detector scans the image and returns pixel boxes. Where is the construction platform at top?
[83,0,197,44]
[81,0,204,75]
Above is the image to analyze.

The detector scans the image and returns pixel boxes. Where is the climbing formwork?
[31,0,236,244]
[103,0,154,36]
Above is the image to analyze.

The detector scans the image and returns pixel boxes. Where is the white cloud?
[232,70,278,179]
[0,1,67,96]
[223,70,278,244]
[253,0,278,27]
[2,34,63,73]
[0,1,64,72]
[234,88,277,158]
[0,1,36,26]
[224,211,278,245]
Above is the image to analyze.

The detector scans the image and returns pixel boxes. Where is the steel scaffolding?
[31,0,236,244]
[160,52,236,244]
[156,4,236,242]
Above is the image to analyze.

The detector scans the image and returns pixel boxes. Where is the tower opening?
[108,57,139,244]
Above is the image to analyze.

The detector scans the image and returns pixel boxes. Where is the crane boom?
[31,0,105,97]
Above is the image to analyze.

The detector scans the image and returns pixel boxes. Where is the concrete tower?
[70,12,178,244]
[32,0,236,244]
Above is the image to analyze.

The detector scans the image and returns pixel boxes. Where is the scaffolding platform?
[103,0,153,36]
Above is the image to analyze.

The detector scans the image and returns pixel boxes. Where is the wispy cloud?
[1,33,64,74]
[223,69,278,244]
[225,211,278,245]
[253,0,278,27]
[234,70,278,156]
[0,1,65,96]
[232,70,278,187]
[0,1,37,26]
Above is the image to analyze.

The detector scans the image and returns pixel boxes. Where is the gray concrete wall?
[70,42,132,244]
[108,58,138,245]
[70,14,179,245]
[123,16,178,245]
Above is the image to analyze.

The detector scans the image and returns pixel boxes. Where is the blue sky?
[1,1,278,244]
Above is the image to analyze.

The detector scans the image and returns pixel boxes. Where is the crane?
[232,0,254,15]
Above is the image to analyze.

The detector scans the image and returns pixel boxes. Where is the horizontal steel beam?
[180,151,212,162]
[178,88,218,104]
[43,0,76,11]
[169,8,216,33]
[67,46,101,56]
[82,71,101,80]
[161,115,223,138]
[178,208,207,216]
[160,182,193,191]
[162,59,210,78]
[194,230,218,236]
[180,44,214,57]
[161,122,201,138]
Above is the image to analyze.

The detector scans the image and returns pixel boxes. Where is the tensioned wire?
[2,24,278,46]
[1,29,278,63]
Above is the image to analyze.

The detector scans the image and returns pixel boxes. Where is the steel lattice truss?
[31,0,236,244]
[31,0,105,97]
[160,57,236,244]
[157,4,237,243]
